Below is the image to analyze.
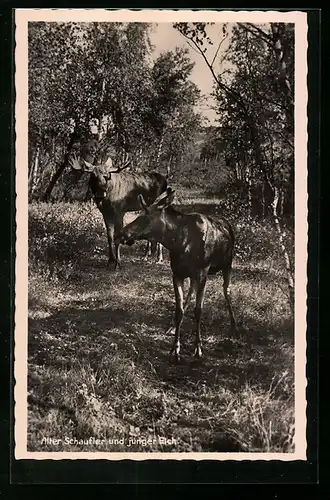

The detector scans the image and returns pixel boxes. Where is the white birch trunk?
[271,186,294,312]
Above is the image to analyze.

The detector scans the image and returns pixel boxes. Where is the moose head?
[69,152,131,200]
[117,188,176,246]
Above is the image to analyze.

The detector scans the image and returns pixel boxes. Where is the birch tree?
[174,21,295,312]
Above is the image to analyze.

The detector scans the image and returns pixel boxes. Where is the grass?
[27,187,295,453]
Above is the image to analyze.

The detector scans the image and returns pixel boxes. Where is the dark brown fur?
[71,157,167,269]
[117,188,236,362]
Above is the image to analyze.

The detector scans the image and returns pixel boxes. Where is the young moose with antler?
[116,187,237,362]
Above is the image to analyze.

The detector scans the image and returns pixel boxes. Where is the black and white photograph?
[14,9,308,460]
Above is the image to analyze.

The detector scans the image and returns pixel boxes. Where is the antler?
[69,154,96,173]
[107,152,131,173]
[70,149,131,175]
[138,194,150,213]
[153,187,175,205]
[69,153,82,171]
[139,188,175,213]
[119,153,132,171]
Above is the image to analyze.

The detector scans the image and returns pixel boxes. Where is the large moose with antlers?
[69,150,167,270]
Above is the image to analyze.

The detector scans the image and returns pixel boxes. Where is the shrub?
[223,376,295,453]
[29,202,105,275]
[216,192,293,265]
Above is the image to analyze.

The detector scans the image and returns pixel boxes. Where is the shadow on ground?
[29,252,293,395]
[27,198,295,452]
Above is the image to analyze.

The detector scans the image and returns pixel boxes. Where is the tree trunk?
[156,132,164,167]
[167,155,172,179]
[279,188,284,216]
[234,162,240,183]
[32,147,40,191]
[271,23,294,122]
[29,144,40,199]
[98,116,103,140]
[271,186,294,312]
[251,119,294,311]
[245,164,252,216]
[42,131,77,202]
[134,147,142,171]
[28,151,36,198]
[262,180,267,218]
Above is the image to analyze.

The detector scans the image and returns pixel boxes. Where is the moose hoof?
[230,325,239,338]
[193,346,203,359]
[107,260,120,271]
[169,349,180,364]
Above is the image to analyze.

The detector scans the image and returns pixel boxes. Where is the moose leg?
[193,275,207,358]
[105,222,117,269]
[222,266,236,333]
[165,278,196,335]
[156,243,164,264]
[144,241,163,263]
[113,215,123,270]
[169,275,184,363]
[143,241,152,260]
[184,279,197,313]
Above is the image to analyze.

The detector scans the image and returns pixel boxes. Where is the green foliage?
[216,190,293,263]
[28,23,202,200]
[215,24,294,214]
[173,22,217,52]
[28,201,105,280]
[174,22,294,220]
[222,379,295,452]
[218,25,293,169]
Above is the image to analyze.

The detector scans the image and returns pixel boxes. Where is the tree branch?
[177,30,202,56]
[239,23,273,47]
[178,30,247,112]
[211,30,228,67]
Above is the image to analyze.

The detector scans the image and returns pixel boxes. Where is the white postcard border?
[14,8,308,461]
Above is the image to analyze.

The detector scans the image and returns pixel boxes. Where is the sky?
[148,23,232,124]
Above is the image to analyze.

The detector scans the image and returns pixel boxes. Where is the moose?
[69,152,167,269]
[116,187,237,362]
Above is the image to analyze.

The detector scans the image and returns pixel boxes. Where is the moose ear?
[138,194,150,213]
[83,160,95,173]
[165,188,175,205]
[104,156,113,169]
[103,157,114,180]
[156,188,175,209]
